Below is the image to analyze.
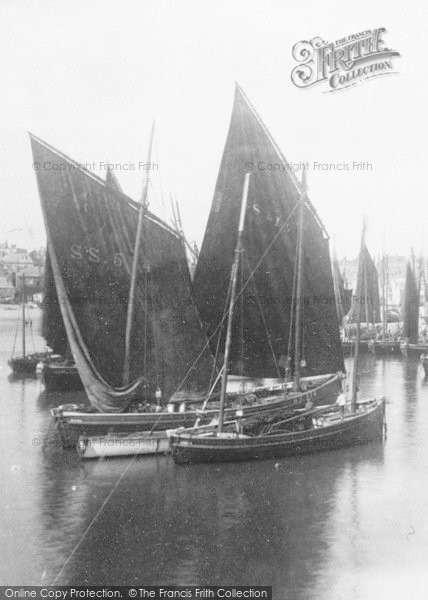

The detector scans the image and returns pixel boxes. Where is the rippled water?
[1,306,428,599]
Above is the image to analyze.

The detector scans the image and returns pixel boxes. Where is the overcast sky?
[0,0,426,260]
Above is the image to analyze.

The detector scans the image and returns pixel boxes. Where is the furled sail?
[193,85,344,378]
[31,134,215,412]
[348,244,380,324]
[402,261,419,343]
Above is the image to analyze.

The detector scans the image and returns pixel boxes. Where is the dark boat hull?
[41,364,83,392]
[170,398,386,464]
[52,374,341,447]
[369,340,401,355]
[8,353,50,375]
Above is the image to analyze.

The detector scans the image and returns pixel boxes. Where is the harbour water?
[1,306,428,599]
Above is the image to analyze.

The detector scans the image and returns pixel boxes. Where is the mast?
[352,219,366,412]
[123,120,155,385]
[293,168,307,392]
[385,257,389,338]
[363,254,370,333]
[21,274,26,357]
[382,255,387,338]
[218,172,250,433]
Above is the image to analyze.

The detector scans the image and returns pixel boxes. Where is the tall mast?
[21,274,26,357]
[384,256,389,337]
[363,253,370,332]
[218,172,250,433]
[293,168,307,392]
[123,120,155,385]
[381,255,387,338]
[352,219,366,412]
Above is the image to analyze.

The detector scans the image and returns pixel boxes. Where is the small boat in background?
[8,274,51,376]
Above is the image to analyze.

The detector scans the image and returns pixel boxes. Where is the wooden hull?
[369,340,401,355]
[51,374,341,448]
[41,363,83,392]
[170,398,386,464]
[401,343,428,356]
[77,431,170,459]
[8,353,50,375]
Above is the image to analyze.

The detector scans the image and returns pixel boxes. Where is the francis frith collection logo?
[291,28,400,92]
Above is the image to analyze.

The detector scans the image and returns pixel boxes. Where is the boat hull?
[8,353,50,375]
[170,398,386,464]
[41,363,83,392]
[401,343,428,356]
[77,431,170,459]
[52,374,341,448]
[369,340,401,355]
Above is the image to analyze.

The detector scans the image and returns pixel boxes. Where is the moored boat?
[40,360,83,392]
[368,338,401,355]
[77,430,171,459]
[171,218,387,465]
[34,88,345,451]
[51,372,341,447]
[169,398,386,464]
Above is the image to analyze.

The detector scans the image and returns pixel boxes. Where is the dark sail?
[402,262,419,343]
[332,256,352,325]
[348,244,380,324]
[31,134,215,411]
[193,85,344,378]
[105,168,123,193]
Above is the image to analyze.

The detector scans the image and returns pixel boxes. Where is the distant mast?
[218,172,250,433]
[352,219,367,412]
[123,121,155,385]
[293,168,307,392]
[21,274,26,357]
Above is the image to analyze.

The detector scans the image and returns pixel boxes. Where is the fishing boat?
[193,84,343,386]
[348,239,380,349]
[8,274,51,375]
[33,88,344,449]
[400,259,426,355]
[170,209,386,464]
[369,255,400,354]
[53,374,338,448]
[31,128,341,450]
[39,359,83,392]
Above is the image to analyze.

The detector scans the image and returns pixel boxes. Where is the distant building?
[0,275,15,301]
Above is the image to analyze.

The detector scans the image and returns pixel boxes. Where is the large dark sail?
[332,256,352,325]
[402,262,419,343]
[31,134,215,411]
[193,85,344,378]
[348,244,380,324]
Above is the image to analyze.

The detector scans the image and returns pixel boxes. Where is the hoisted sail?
[332,256,352,325]
[193,84,344,378]
[31,134,215,412]
[348,244,380,325]
[402,261,419,343]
